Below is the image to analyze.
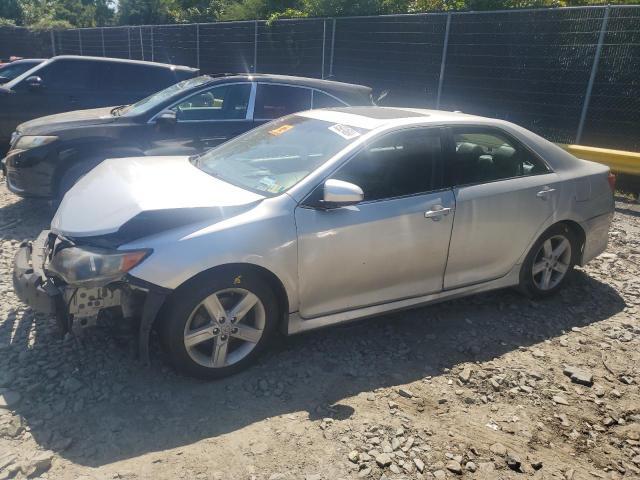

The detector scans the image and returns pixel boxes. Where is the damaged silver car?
[13,107,615,378]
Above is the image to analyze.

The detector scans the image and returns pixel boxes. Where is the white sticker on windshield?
[328,124,361,140]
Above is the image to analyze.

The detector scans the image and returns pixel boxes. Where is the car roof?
[51,55,198,72]
[298,106,485,129]
[203,73,372,99]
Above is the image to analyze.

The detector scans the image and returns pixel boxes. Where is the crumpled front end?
[12,230,169,361]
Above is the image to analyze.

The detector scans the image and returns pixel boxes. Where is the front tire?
[159,270,279,379]
[519,224,578,298]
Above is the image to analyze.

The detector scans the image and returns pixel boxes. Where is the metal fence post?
[50,30,56,56]
[139,26,144,60]
[150,26,154,61]
[78,29,83,55]
[576,5,610,144]
[329,18,336,78]
[321,19,326,79]
[196,24,200,70]
[127,28,131,59]
[436,12,452,109]
[253,20,258,73]
[101,28,106,56]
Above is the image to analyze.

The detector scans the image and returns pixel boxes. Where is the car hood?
[16,106,117,135]
[51,156,265,239]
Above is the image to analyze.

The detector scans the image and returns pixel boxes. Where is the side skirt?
[286,266,521,335]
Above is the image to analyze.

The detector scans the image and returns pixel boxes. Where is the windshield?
[195,115,366,196]
[122,75,212,116]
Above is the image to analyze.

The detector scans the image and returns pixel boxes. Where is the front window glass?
[195,115,366,196]
[5,59,50,89]
[0,63,38,82]
[173,84,251,121]
[122,75,212,116]
[332,128,442,201]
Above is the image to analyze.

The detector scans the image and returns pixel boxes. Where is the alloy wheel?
[183,288,266,368]
[532,234,572,291]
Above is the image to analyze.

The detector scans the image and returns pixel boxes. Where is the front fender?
[124,195,300,314]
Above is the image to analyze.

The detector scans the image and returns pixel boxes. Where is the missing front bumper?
[12,234,170,362]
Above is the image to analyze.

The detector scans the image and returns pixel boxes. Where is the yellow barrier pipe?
[558,144,640,176]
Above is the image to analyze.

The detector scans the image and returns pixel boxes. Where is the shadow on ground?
[0,195,50,240]
[1,268,625,467]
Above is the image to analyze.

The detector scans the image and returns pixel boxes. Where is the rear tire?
[519,223,578,298]
[159,269,279,379]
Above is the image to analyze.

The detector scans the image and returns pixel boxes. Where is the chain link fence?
[0,5,638,150]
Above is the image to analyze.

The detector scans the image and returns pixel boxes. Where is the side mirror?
[25,76,42,89]
[155,109,177,127]
[322,179,364,208]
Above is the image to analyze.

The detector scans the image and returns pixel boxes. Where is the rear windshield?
[194,115,366,196]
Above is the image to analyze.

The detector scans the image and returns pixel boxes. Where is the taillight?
[607,172,616,192]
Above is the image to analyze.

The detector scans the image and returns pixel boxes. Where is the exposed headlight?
[13,135,58,151]
[47,247,151,286]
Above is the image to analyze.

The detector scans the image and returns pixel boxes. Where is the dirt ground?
[0,182,638,480]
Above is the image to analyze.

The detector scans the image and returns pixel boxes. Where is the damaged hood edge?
[51,155,265,238]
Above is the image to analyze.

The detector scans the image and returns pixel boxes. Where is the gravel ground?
[0,181,639,480]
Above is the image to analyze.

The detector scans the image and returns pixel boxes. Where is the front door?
[150,82,254,153]
[295,127,455,318]
[443,126,560,289]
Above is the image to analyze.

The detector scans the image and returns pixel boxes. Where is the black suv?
[0,55,198,152]
[3,74,373,201]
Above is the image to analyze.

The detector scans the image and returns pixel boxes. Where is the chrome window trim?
[147,81,254,124]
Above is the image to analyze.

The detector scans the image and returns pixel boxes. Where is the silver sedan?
[14,107,615,378]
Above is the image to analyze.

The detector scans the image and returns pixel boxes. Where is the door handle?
[536,187,556,199]
[425,206,452,220]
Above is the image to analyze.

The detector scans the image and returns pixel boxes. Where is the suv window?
[254,84,312,120]
[449,127,550,186]
[94,63,176,92]
[312,90,346,108]
[32,59,93,90]
[173,83,251,121]
[331,128,442,202]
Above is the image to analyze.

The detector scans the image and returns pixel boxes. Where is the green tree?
[118,0,177,24]
[0,0,22,24]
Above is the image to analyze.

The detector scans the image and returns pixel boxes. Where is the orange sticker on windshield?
[269,124,294,136]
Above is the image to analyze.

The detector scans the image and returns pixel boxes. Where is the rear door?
[443,126,560,289]
[295,127,454,318]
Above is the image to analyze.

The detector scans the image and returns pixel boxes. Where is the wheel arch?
[556,219,587,265]
[163,262,290,329]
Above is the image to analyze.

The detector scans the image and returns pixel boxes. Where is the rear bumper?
[581,211,614,265]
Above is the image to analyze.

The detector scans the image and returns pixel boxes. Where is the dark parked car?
[3,74,373,202]
[0,55,198,153]
[0,58,45,85]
